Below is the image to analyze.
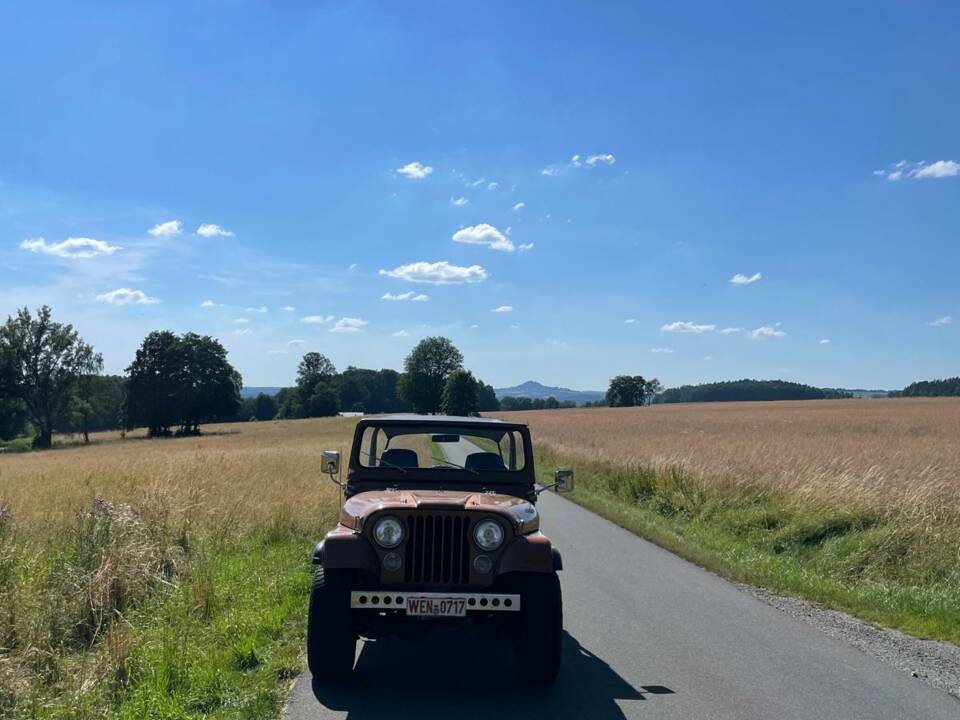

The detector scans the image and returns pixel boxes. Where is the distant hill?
[240,386,283,398]
[495,380,605,405]
[658,379,851,404]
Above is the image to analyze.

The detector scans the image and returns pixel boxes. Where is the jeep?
[307,415,573,684]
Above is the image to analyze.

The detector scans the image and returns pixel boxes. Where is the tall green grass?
[535,445,960,644]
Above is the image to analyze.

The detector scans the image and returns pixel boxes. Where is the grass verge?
[535,445,960,646]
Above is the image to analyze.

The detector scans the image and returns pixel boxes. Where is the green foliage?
[399,337,464,413]
[307,385,340,417]
[440,368,479,416]
[606,375,648,407]
[126,331,241,436]
[658,379,852,403]
[0,397,28,441]
[897,376,960,397]
[476,380,500,411]
[499,395,575,411]
[0,306,102,448]
[295,353,337,399]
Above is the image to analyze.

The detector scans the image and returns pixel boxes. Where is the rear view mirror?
[553,468,574,493]
[431,434,461,443]
[321,450,340,476]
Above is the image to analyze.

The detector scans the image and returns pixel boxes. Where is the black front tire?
[512,571,563,684]
[307,567,356,681]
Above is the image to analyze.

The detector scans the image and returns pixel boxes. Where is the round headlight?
[373,516,404,548]
[473,520,504,551]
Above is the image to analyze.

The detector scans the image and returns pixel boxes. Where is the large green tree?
[441,369,479,416]
[398,337,464,414]
[0,306,102,448]
[606,375,647,407]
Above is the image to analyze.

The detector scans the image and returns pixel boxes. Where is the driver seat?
[464,452,506,471]
[380,448,419,468]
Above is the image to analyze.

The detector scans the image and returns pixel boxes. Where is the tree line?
[890,377,960,397]
[657,379,851,404]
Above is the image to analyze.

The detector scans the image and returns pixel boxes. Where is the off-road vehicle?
[307,415,573,684]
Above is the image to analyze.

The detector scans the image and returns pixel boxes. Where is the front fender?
[498,531,557,574]
[313,525,380,574]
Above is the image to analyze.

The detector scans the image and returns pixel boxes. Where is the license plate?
[406,596,467,617]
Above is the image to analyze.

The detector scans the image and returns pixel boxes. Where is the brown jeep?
[307,415,573,684]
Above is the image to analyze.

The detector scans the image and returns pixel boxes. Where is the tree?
[399,337,464,414]
[308,385,340,417]
[0,306,102,448]
[476,381,500,412]
[69,374,126,442]
[441,369,479,416]
[296,353,337,399]
[252,392,278,421]
[606,375,647,407]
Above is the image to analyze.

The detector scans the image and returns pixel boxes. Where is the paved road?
[284,442,959,719]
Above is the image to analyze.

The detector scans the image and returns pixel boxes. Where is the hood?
[339,488,539,534]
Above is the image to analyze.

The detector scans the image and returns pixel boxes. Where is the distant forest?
[890,377,960,397]
[657,379,851,404]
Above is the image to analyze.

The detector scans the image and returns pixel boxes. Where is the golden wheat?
[496,398,960,520]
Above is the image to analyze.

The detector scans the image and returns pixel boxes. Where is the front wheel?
[307,567,356,681]
[512,571,563,684]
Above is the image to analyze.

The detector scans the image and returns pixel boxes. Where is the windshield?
[357,424,527,472]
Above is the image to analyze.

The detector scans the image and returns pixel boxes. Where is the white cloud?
[349,263,358,270]
[887,170,903,181]
[469,324,479,329]
[282,305,296,312]
[379,261,489,284]
[912,160,959,179]
[624,318,637,324]
[412,293,429,302]
[719,327,742,334]
[234,328,253,336]
[541,165,561,177]
[651,347,674,353]
[585,153,616,166]
[382,291,415,301]
[750,324,787,339]
[661,321,716,333]
[330,317,368,334]
[287,339,305,347]
[234,318,249,323]
[245,306,268,313]
[492,305,514,313]
[451,223,515,252]
[450,196,469,206]
[148,220,182,237]
[730,272,762,285]
[395,161,433,180]
[518,243,534,252]
[512,202,525,211]
[300,315,335,324]
[391,330,410,338]
[96,288,160,306]
[820,338,831,345]
[20,237,122,259]
[201,300,221,308]
[196,223,234,237]
[487,182,499,191]
[927,315,952,327]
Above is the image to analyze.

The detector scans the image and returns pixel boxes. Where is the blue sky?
[1,1,958,390]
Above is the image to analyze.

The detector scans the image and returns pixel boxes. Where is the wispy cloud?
[196,223,234,238]
[584,153,616,166]
[547,153,617,175]
[234,327,253,336]
[874,159,959,181]
[234,318,249,323]
[382,291,415,301]
[330,317,368,334]
[820,338,831,345]
[282,305,296,312]
[379,261,488,284]
[391,330,410,338]
[492,305,514,313]
[395,161,433,180]
[288,339,305,347]
[487,182,499,191]
[624,318,637,324]
[200,299,221,308]
[20,237,122,259]
[730,272,762,285]
[148,220,182,237]
[750,324,787,339]
[412,293,429,302]
[451,223,515,252]
[450,196,469,206]
[512,202,525,211]
[927,315,952,327]
[541,166,562,177]
[245,306,268,313]
[661,321,715,333]
[651,347,674,353]
[96,288,160,306]
[300,315,335,324]
[518,243,534,252]
[719,327,742,334]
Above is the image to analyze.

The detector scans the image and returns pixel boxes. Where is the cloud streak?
[452,223,515,252]
[379,261,488,284]
[96,288,160,305]
[20,237,122,259]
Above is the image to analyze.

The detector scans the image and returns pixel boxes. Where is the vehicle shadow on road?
[310,629,673,719]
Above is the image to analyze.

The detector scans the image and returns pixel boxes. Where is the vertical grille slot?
[401,513,471,585]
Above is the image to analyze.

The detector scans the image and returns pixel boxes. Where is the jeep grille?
[404,514,472,585]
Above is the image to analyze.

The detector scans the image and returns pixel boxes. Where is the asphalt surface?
[284,440,959,720]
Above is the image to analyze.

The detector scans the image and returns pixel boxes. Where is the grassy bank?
[534,443,960,645]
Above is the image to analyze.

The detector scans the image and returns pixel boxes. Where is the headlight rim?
[473,518,505,551]
[372,515,405,549]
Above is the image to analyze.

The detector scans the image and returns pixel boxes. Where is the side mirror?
[553,468,574,493]
[321,450,340,476]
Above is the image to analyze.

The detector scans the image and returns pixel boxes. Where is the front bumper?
[350,590,521,612]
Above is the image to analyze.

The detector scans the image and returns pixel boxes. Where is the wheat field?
[496,397,960,521]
